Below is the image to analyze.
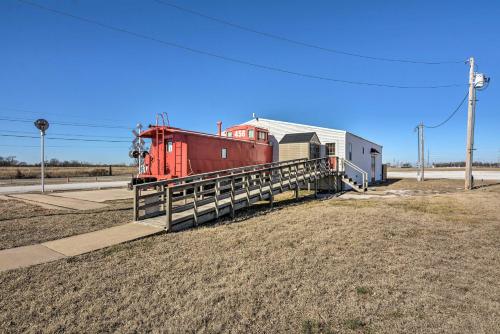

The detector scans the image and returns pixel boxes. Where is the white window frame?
[166,141,173,152]
[248,129,254,139]
[221,148,228,159]
[325,143,336,156]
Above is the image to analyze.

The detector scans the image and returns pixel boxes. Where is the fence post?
[230,176,235,219]
[165,186,172,231]
[133,185,139,221]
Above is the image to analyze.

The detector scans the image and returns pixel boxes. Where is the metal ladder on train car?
[174,141,183,177]
[155,113,170,175]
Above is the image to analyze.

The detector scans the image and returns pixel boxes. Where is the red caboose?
[133,121,273,184]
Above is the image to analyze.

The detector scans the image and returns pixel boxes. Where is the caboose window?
[166,141,173,152]
[221,148,228,159]
[226,131,233,137]
[258,131,266,140]
[248,129,254,138]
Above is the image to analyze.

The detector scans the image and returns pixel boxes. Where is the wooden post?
[230,176,235,219]
[193,185,199,226]
[314,178,319,198]
[214,180,220,218]
[133,185,139,221]
[165,187,172,231]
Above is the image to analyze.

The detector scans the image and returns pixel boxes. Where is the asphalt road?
[0,181,129,194]
[388,170,500,180]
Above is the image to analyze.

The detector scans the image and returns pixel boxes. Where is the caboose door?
[165,135,173,175]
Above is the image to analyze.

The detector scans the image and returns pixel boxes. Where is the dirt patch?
[0,199,133,250]
[0,186,499,333]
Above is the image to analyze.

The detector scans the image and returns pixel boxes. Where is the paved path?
[388,170,500,180]
[0,223,163,272]
[0,181,129,194]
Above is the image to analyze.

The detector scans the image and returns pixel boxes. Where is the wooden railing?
[134,157,311,221]
[133,157,337,231]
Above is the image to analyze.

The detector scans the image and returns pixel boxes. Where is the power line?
[154,0,466,65]
[424,91,469,128]
[0,129,130,139]
[0,106,126,124]
[16,0,465,89]
[0,133,130,143]
[0,117,131,130]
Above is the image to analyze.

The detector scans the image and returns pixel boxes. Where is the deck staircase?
[338,158,368,192]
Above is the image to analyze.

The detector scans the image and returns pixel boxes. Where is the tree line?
[0,156,131,167]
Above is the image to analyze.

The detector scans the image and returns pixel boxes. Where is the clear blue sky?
[1,0,499,164]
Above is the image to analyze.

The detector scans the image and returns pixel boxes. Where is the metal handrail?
[339,158,368,190]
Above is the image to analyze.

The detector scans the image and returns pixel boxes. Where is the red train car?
[133,121,273,184]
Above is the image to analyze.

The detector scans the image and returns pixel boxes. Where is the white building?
[244,118,383,184]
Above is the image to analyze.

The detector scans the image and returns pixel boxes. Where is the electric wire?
[0,117,131,130]
[0,106,126,124]
[0,133,130,143]
[424,91,469,128]
[154,0,466,65]
[16,0,465,89]
[0,129,130,139]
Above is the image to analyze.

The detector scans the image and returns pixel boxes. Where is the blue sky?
[1,0,498,164]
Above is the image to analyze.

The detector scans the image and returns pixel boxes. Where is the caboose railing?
[133,157,337,229]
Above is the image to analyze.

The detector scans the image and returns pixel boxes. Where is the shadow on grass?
[197,190,342,231]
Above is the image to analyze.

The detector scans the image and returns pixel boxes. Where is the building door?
[371,155,376,183]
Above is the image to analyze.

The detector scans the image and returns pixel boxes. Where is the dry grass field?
[0,181,499,333]
[0,166,135,179]
[0,199,132,250]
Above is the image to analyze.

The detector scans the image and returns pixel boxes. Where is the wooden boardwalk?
[133,157,348,232]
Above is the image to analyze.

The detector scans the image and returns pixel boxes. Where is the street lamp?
[34,119,49,192]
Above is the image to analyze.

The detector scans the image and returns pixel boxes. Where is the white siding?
[345,132,383,184]
[244,118,347,161]
[243,118,383,185]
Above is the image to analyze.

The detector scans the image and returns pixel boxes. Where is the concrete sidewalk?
[0,223,163,272]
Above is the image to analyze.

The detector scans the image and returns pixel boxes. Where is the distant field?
[0,166,136,179]
[388,167,500,172]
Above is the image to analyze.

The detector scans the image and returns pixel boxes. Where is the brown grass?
[372,177,499,193]
[0,186,499,333]
[0,199,132,250]
[0,166,135,179]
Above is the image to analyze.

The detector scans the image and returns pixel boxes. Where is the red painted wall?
[140,127,272,180]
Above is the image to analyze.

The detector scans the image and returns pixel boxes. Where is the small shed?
[278,132,321,161]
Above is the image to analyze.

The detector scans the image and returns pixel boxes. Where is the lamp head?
[34,119,49,133]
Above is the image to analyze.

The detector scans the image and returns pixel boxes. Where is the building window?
[221,148,228,159]
[348,143,352,161]
[166,141,173,152]
[226,131,233,137]
[362,147,365,155]
[248,129,254,138]
[325,143,336,156]
[258,131,266,140]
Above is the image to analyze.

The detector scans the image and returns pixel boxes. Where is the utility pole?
[464,57,476,190]
[420,123,424,181]
[415,123,424,181]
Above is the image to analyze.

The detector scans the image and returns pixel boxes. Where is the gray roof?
[279,132,318,144]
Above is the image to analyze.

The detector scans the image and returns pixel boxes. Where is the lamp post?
[34,119,49,192]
